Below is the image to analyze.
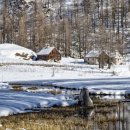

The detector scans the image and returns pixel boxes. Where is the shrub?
[11,85,23,91]
[27,87,38,91]
[48,90,62,95]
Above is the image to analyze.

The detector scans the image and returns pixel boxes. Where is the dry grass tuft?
[0,102,121,130]
[48,89,62,95]
[0,99,121,130]
[0,107,93,130]
[11,85,23,91]
[27,87,38,90]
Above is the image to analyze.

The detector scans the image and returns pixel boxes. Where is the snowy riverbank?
[0,57,130,116]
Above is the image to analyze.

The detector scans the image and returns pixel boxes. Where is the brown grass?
[27,86,38,90]
[0,101,121,130]
[48,89,62,95]
[11,85,23,91]
[0,107,93,130]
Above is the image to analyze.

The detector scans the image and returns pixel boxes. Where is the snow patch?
[0,43,37,60]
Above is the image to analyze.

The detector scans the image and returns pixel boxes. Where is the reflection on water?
[77,101,130,130]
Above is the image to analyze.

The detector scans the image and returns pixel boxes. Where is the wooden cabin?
[85,49,123,68]
[84,50,101,65]
[37,47,61,61]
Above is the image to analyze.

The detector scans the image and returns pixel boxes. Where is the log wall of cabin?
[38,48,61,61]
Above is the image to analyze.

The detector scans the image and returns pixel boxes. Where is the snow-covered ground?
[0,56,130,116]
[0,86,76,117]
[3,64,130,97]
[0,43,37,60]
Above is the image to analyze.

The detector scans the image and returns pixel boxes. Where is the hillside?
[0,43,37,60]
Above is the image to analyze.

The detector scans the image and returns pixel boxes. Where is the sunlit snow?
[0,46,130,116]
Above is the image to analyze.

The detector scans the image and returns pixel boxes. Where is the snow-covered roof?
[37,47,55,55]
[85,50,101,58]
[85,49,122,58]
[0,43,37,60]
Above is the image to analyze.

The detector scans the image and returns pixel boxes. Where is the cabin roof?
[37,47,55,55]
[85,49,122,58]
[85,50,101,58]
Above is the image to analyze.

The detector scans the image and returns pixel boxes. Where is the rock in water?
[79,88,93,107]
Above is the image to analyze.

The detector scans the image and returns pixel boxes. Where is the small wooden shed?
[84,49,101,65]
[37,46,61,61]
